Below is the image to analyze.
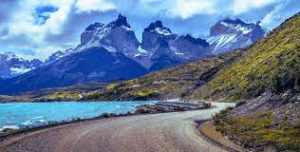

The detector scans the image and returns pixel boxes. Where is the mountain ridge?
[0,15,265,94]
[0,52,42,79]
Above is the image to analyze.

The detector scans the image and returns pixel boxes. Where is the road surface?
[0,102,235,152]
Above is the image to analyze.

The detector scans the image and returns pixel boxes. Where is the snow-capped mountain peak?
[219,21,252,34]
[47,14,140,64]
[208,18,265,54]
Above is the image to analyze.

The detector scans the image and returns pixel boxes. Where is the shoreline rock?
[136,101,211,114]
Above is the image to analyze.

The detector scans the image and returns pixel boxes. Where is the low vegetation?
[214,104,300,151]
[38,91,80,101]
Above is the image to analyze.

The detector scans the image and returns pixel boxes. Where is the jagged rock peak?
[144,20,172,34]
[108,14,131,28]
[0,51,17,61]
[182,34,209,47]
[221,18,245,25]
[85,22,105,31]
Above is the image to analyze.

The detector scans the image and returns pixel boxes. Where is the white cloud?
[0,0,75,60]
[75,0,116,12]
[0,0,298,61]
[170,0,216,19]
[135,0,279,19]
[6,0,74,44]
[261,0,300,29]
[232,0,277,14]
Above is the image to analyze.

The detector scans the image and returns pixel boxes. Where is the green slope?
[212,13,300,151]
[196,13,300,100]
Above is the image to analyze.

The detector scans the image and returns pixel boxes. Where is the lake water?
[0,101,156,131]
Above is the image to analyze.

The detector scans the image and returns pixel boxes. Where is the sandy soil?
[0,102,236,152]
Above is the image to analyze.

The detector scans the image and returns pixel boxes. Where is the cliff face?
[208,18,265,54]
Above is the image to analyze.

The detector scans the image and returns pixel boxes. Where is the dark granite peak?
[144,20,171,33]
[85,22,104,31]
[221,18,246,25]
[181,34,209,47]
[108,14,131,28]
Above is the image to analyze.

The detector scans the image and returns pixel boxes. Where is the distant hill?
[73,51,244,101]
[0,47,147,94]
[0,52,42,78]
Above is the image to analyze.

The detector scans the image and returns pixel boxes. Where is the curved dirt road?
[0,103,235,152]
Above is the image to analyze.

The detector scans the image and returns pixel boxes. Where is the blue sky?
[0,0,299,60]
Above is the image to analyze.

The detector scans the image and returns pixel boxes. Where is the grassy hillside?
[214,93,300,151]
[212,13,300,151]
[194,13,300,100]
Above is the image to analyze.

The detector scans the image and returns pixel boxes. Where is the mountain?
[170,34,210,60]
[45,49,74,64]
[141,20,211,71]
[67,50,242,101]
[47,14,150,68]
[141,20,177,54]
[48,18,211,72]
[207,18,265,54]
[78,14,141,57]
[0,15,150,94]
[0,47,147,94]
[0,15,265,94]
[0,52,43,78]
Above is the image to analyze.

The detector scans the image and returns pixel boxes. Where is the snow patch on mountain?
[121,25,134,31]
[220,21,252,34]
[138,46,147,53]
[152,27,172,36]
[207,34,238,52]
[10,67,33,75]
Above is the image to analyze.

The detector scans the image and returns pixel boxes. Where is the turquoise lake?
[0,101,156,131]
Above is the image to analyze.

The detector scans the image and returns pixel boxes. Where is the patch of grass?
[38,91,80,101]
[214,109,300,151]
[174,106,185,111]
